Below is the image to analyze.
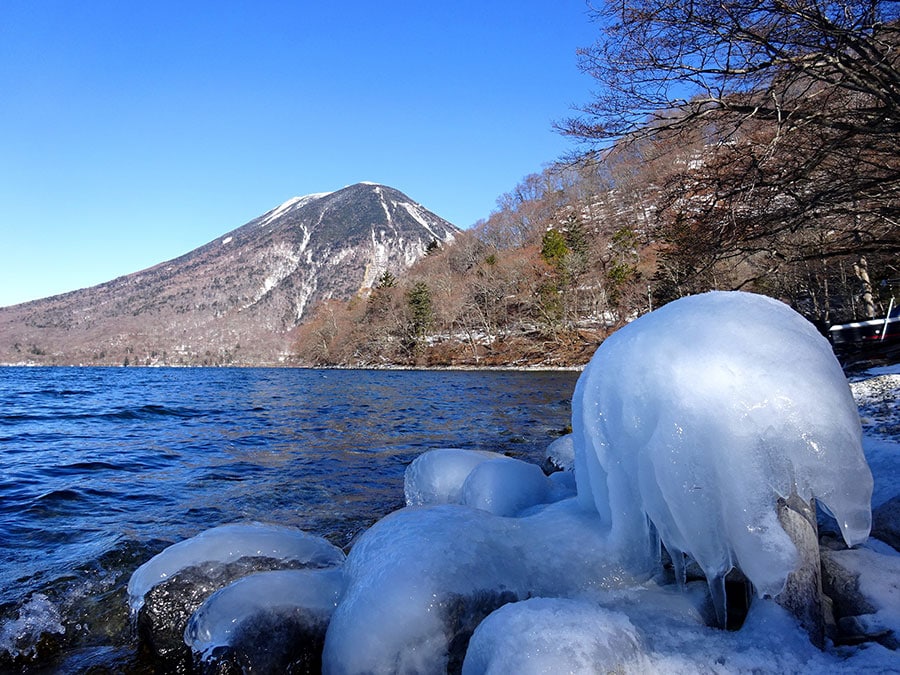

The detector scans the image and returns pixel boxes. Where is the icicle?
[670,548,687,589]
[708,572,728,630]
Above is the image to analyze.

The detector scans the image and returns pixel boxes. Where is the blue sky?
[0,1,598,307]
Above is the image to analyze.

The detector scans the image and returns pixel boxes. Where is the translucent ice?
[461,457,552,516]
[572,291,873,598]
[127,522,346,613]
[185,567,344,660]
[544,433,575,471]
[404,449,503,506]
[322,499,640,674]
[405,448,558,516]
[462,598,649,675]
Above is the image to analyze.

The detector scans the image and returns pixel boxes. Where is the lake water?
[0,366,579,672]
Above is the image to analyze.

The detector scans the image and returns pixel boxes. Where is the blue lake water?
[0,366,578,672]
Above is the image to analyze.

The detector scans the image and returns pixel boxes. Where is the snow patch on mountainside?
[328,247,354,266]
[241,242,302,310]
[257,193,331,229]
[398,202,451,242]
[297,224,312,256]
[293,280,317,321]
[376,187,392,225]
[360,229,391,290]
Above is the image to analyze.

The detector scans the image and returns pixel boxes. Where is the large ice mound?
[322,499,640,674]
[572,291,873,600]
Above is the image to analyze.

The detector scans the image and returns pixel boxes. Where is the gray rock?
[775,494,826,647]
[136,556,316,673]
[872,495,900,551]
[194,608,329,675]
[818,546,899,648]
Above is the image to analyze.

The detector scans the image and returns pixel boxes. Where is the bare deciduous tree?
[563,1,900,318]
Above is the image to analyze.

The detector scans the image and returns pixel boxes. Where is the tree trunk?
[853,255,876,320]
[776,493,825,648]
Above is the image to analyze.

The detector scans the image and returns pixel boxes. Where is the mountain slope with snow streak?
[0,183,459,365]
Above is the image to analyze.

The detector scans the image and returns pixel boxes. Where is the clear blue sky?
[0,1,598,308]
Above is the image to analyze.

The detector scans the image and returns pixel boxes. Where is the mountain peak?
[0,184,460,366]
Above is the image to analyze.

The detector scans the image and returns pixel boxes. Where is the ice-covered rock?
[185,568,344,673]
[872,495,900,551]
[128,522,346,613]
[405,448,562,517]
[461,457,551,516]
[404,449,503,506]
[322,499,642,674]
[543,433,575,472]
[462,597,650,674]
[571,292,873,616]
[820,542,900,648]
[128,523,345,670]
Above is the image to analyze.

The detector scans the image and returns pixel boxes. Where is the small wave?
[52,461,130,474]
[33,488,83,503]
[0,593,65,661]
[36,389,94,397]
[2,405,198,424]
[23,487,116,517]
[108,404,197,420]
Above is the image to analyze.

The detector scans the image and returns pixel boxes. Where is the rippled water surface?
[0,366,578,671]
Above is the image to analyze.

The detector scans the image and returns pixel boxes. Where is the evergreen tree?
[375,270,397,289]
[540,229,570,270]
[406,281,433,345]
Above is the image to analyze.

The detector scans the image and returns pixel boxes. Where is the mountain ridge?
[0,183,459,366]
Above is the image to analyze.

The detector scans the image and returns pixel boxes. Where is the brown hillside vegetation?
[295,2,899,368]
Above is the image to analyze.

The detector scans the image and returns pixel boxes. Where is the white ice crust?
[462,597,649,674]
[545,433,575,471]
[127,522,346,613]
[404,448,569,517]
[322,499,640,674]
[572,291,873,597]
[403,448,503,506]
[184,567,344,657]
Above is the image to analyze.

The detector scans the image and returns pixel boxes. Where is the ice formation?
[462,597,649,674]
[127,522,346,612]
[403,448,503,506]
[544,433,575,471]
[322,499,641,674]
[572,291,873,603]
[404,448,570,516]
[461,457,552,516]
[185,568,344,659]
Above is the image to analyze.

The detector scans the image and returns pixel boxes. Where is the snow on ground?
[852,368,900,508]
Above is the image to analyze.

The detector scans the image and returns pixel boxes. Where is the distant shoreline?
[0,362,586,372]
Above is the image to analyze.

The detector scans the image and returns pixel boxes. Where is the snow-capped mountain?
[0,183,459,365]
